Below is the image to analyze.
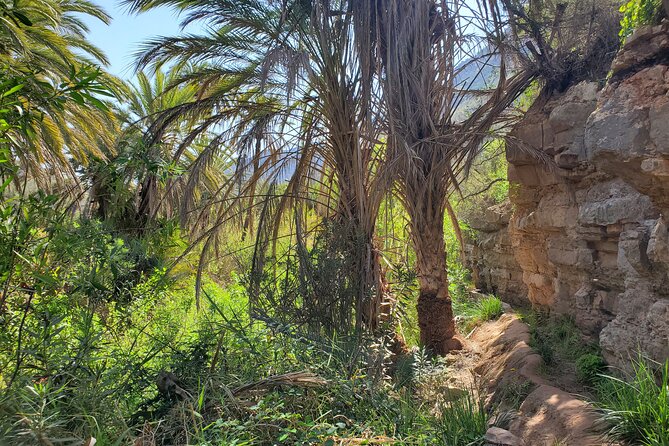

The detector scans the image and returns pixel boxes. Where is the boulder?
[484,427,524,446]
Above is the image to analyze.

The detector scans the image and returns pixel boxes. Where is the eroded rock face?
[465,24,669,368]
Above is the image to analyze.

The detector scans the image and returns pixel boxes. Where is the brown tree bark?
[408,197,461,355]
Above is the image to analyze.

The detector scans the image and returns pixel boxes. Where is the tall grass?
[435,391,489,446]
[597,358,669,446]
[453,291,505,333]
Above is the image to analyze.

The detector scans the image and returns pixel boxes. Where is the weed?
[476,296,504,322]
[597,358,669,446]
[523,313,597,366]
[576,353,606,386]
[496,380,535,410]
[435,391,490,446]
[454,294,505,333]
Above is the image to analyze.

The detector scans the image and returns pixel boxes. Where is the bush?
[620,0,665,40]
[597,358,669,446]
[576,353,606,385]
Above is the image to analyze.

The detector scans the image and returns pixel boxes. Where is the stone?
[549,101,596,134]
[647,217,669,265]
[610,22,669,77]
[641,157,669,177]
[484,427,524,446]
[617,229,650,276]
[585,106,649,159]
[464,51,669,371]
[555,151,579,169]
[649,100,669,153]
[578,194,654,226]
[511,122,552,153]
[470,290,486,300]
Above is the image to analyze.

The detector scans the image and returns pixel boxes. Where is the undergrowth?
[620,0,665,40]
[597,358,669,446]
[0,195,502,445]
[520,311,605,385]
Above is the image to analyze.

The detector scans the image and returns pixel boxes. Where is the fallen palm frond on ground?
[232,371,329,395]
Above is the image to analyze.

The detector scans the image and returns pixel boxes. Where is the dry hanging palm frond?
[125,0,396,336]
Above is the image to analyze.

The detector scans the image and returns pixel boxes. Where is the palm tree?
[0,0,121,189]
[363,0,539,354]
[124,0,392,332]
[87,68,214,234]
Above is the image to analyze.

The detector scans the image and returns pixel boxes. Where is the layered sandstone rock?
[465,23,669,368]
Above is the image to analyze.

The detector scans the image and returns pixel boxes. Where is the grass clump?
[597,358,669,446]
[453,290,505,333]
[435,392,489,446]
[521,312,599,366]
[495,380,535,411]
[476,296,504,322]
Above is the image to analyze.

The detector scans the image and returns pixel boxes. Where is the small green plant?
[576,353,606,386]
[496,380,535,410]
[476,296,504,322]
[525,313,595,366]
[597,358,669,446]
[453,294,505,333]
[435,391,490,446]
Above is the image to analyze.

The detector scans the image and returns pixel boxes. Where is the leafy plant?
[476,296,504,322]
[576,353,606,386]
[524,313,597,366]
[620,0,665,40]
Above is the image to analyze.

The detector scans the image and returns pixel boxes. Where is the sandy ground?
[455,312,614,446]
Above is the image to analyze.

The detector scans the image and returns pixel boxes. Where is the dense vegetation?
[0,0,667,445]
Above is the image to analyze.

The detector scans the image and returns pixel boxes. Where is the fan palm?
[87,68,218,234]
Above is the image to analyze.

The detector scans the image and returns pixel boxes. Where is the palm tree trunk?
[408,195,461,355]
[336,188,387,332]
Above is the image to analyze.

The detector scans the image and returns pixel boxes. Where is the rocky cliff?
[466,23,669,367]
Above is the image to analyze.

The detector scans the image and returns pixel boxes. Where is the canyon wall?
[466,23,669,367]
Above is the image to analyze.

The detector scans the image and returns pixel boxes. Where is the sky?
[84,1,191,79]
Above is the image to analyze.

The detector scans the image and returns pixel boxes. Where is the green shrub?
[620,0,665,40]
[597,358,669,446]
[576,353,606,385]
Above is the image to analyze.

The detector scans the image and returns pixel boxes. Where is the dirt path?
[448,312,610,446]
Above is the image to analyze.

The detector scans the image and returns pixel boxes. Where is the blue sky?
[85,1,190,78]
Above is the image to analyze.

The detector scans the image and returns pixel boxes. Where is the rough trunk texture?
[411,207,461,355]
[465,23,669,369]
